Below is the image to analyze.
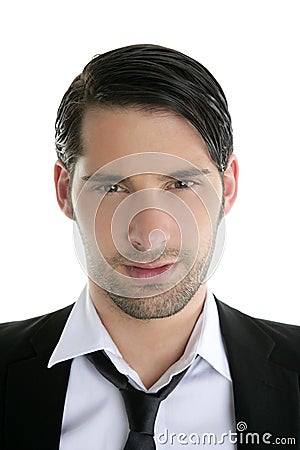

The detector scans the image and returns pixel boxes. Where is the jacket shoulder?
[254,315,300,362]
[0,304,73,361]
[216,298,300,369]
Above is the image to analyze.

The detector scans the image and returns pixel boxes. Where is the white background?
[0,0,299,324]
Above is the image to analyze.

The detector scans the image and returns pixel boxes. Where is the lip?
[124,262,176,279]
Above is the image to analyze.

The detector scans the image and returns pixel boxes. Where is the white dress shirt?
[48,287,236,449]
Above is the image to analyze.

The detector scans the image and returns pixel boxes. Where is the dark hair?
[55,44,233,175]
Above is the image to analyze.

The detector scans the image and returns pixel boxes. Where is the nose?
[128,209,173,252]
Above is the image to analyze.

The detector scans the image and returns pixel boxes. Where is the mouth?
[124,262,176,279]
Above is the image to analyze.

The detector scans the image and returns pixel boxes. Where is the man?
[0,44,299,450]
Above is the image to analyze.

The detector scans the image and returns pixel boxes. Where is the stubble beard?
[105,251,212,320]
[83,235,216,320]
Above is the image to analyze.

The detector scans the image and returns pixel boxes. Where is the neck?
[88,280,206,389]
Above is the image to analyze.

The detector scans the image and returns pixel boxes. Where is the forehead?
[79,107,216,176]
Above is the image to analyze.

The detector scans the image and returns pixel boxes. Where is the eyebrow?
[80,168,211,184]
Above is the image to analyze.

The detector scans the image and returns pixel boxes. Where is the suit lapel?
[216,299,300,447]
[4,305,73,450]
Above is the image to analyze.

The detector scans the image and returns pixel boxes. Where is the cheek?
[177,190,222,248]
[94,204,118,255]
[73,192,117,255]
[185,206,213,251]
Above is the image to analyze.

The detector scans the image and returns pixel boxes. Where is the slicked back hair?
[55,44,233,176]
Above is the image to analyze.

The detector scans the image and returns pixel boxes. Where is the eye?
[93,184,128,194]
[168,180,198,190]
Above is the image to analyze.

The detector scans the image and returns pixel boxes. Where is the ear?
[54,159,74,220]
[223,154,239,215]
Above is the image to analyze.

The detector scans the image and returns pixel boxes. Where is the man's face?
[69,108,227,319]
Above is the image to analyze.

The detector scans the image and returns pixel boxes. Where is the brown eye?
[169,180,195,189]
[93,184,127,194]
[107,185,120,193]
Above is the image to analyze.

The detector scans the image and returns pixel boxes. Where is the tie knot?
[120,388,161,435]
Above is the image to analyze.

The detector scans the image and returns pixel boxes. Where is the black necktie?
[86,350,190,450]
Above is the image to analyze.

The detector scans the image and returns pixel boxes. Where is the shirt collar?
[48,286,231,384]
[197,289,231,381]
[48,286,121,368]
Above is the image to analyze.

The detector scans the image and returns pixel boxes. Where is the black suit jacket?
[0,298,300,449]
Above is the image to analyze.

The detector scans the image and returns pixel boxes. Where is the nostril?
[129,229,167,253]
[130,239,148,252]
